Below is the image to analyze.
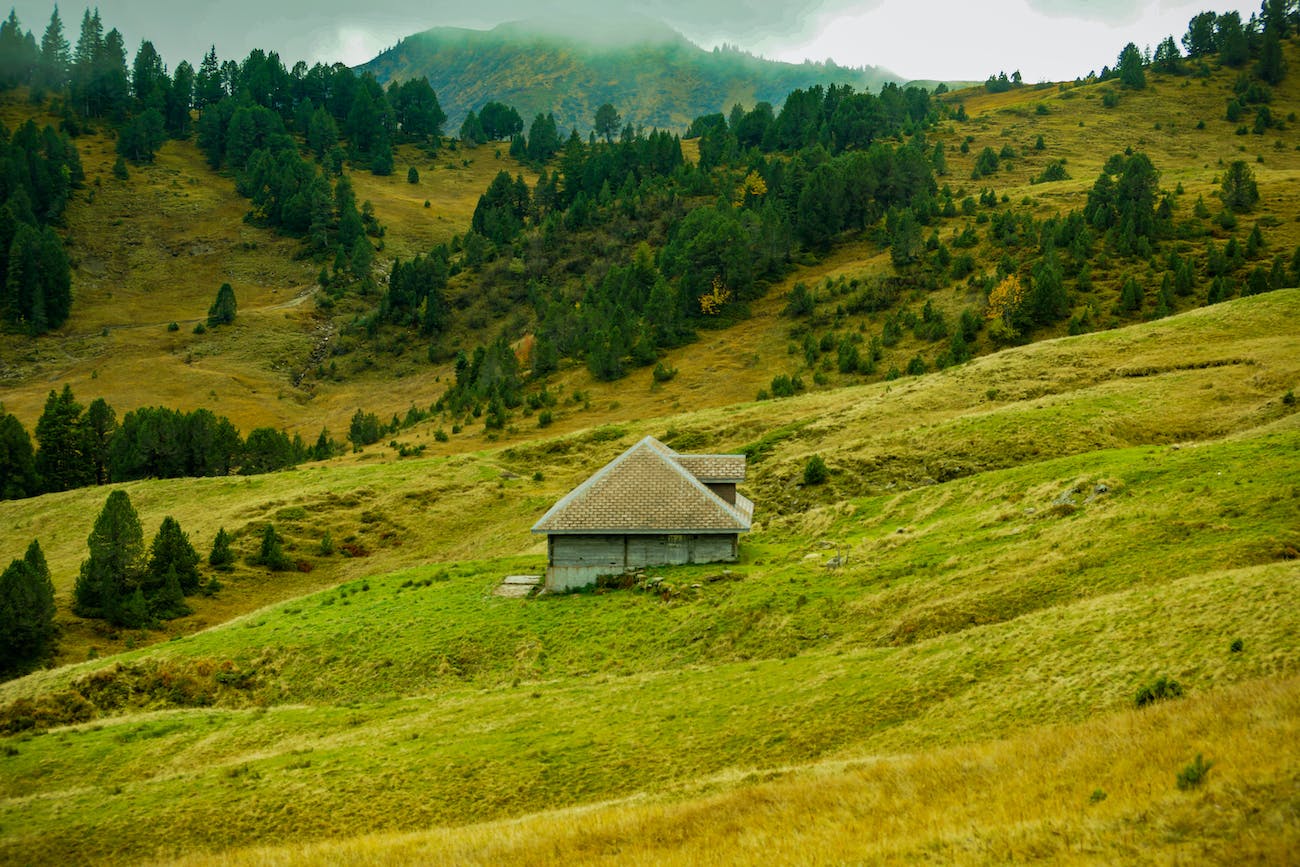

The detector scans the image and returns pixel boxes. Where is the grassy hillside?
[0,291,1297,864]
[1,38,1298,865]
[357,18,907,134]
[2,42,1298,452]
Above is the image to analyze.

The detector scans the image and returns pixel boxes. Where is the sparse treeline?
[1095,3,1294,90]
[0,385,343,501]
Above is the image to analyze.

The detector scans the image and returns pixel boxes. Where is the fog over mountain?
[3,0,1261,81]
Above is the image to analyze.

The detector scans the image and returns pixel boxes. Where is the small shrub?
[652,361,678,383]
[1176,754,1213,790]
[166,321,179,332]
[1135,675,1184,707]
[192,322,206,335]
[407,166,419,184]
[112,156,129,179]
[802,454,829,485]
[318,532,334,556]
[1229,637,1244,653]
[1089,788,1107,804]
[537,410,553,428]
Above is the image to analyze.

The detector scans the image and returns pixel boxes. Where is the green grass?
[0,292,1297,862]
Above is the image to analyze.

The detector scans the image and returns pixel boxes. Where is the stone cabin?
[532,435,753,591]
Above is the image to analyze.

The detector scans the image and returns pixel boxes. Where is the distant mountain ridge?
[356,18,921,135]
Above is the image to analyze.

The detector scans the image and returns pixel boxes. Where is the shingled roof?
[671,454,746,482]
[532,436,752,535]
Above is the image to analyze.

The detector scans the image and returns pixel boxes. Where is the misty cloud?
[1021,0,1148,24]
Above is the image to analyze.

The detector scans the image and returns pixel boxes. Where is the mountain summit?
[356,19,903,134]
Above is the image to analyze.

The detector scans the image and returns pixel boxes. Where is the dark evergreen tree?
[81,397,115,486]
[593,103,621,143]
[390,77,444,143]
[1221,160,1260,212]
[253,523,291,570]
[74,489,146,626]
[478,101,522,140]
[165,60,195,136]
[240,427,297,474]
[148,564,189,619]
[1256,26,1285,86]
[1183,11,1218,57]
[0,10,36,89]
[116,107,165,163]
[307,105,338,158]
[37,6,71,91]
[459,109,486,145]
[145,516,201,595]
[1120,276,1144,311]
[208,527,235,570]
[1117,42,1146,88]
[34,384,90,493]
[207,282,237,325]
[0,540,58,677]
[131,39,167,106]
[0,408,39,499]
[1216,12,1249,67]
[1152,36,1182,74]
[525,112,560,162]
[194,45,223,108]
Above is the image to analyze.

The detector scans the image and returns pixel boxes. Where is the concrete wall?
[546,533,738,591]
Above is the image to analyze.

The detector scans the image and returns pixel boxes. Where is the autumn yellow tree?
[733,170,768,207]
[699,275,733,315]
[985,274,1028,344]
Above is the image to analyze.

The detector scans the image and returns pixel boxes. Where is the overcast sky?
[8,0,1256,82]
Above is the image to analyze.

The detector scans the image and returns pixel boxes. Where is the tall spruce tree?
[145,516,201,595]
[0,540,58,677]
[74,489,146,626]
[38,6,71,91]
[0,408,39,499]
[207,282,237,325]
[34,384,90,493]
[208,527,235,570]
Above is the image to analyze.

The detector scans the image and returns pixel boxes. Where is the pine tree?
[207,282,237,325]
[0,408,40,500]
[82,397,115,485]
[1256,26,1285,85]
[38,6,71,91]
[208,527,235,570]
[34,384,89,493]
[254,524,291,571]
[194,45,222,108]
[1117,42,1146,89]
[148,565,190,620]
[74,489,145,625]
[1120,276,1144,311]
[1220,161,1260,213]
[0,540,58,676]
[146,516,201,595]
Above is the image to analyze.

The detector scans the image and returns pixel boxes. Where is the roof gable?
[532,436,751,534]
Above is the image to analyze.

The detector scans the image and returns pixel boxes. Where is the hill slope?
[1,291,1297,864]
[357,17,908,133]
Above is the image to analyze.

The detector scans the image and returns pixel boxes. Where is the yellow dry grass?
[166,673,1300,866]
